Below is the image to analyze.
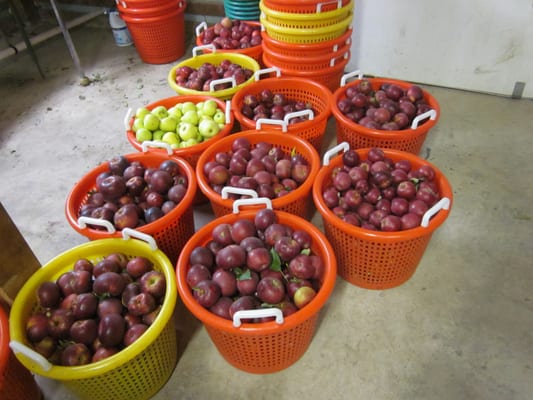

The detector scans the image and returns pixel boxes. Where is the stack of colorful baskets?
[259,0,354,91]
[117,0,187,64]
[224,0,260,20]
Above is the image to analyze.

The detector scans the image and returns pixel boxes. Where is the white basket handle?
[195,21,208,37]
[410,109,437,129]
[225,100,231,123]
[141,140,173,155]
[421,197,450,228]
[329,51,350,67]
[284,109,314,124]
[221,186,258,199]
[10,341,53,372]
[232,197,273,214]
[253,67,281,81]
[340,69,363,87]
[255,118,288,132]
[77,216,116,233]
[209,76,236,91]
[124,107,133,131]
[233,308,284,327]
[316,0,343,13]
[192,44,216,56]
[121,228,158,250]
[322,141,350,166]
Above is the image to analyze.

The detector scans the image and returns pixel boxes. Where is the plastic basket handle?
[253,67,281,81]
[225,100,231,124]
[192,44,216,57]
[340,69,363,87]
[124,107,133,131]
[322,141,350,166]
[221,186,258,199]
[284,109,315,124]
[209,76,236,91]
[116,0,128,8]
[121,228,158,250]
[77,216,116,233]
[233,308,284,327]
[316,0,343,13]
[330,51,350,67]
[421,197,450,228]
[195,21,208,37]
[331,34,351,53]
[410,109,437,129]
[232,197,273,214]
[255,118,288,132]
[10,341,53,372]
[141,140,173,155]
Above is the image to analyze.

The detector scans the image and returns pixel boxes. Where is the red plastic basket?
[331,71,441,155]
[262,0,351,14]
[230,74,332,152]
[196,130,320,219]
[65,152,196,265]
[261,27,352,57]
[121,1,186,64]
[1,305,42,400]
[262,45,350,72]
[261,51,349,93]
[195,21,263,65]
[312,146,453,289]
[175,206,336,373]
[117,0,182,17]
[115,0,175,8]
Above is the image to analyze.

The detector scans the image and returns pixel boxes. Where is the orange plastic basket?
[125,95,234,169]
[261,27,352,57]
[117,0,182,17]
[196,130,320,219]
[262,46,350,72]
[195,21,263,65]
[230,74,332,152]
[121,1,186,64]
[312,146,453,290]
[175,206,336,373]
[65,152,196,265]
[1,306,42,400]
[331,71,441,155]
[262,0,351,14]
[261,51,349,93]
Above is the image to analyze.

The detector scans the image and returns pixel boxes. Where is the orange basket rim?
[120,2,185,22]
[117,0,184,15]
[262,0,351,12]
[312,148,453,239]
[0,306,9,373]
[195,130,321,209]
[261,27,352,51]
[230,76,333,130]
[126,95,234,155]
[175,209,337,335]
[331,76,441,137]
[65,153,197,240]
[262,50,349,75]
[262,45,350,65]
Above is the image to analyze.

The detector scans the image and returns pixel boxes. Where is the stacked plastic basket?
[224,0,260,20]
[259,0,354,91]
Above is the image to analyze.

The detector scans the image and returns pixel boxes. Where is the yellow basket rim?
[9,237,177,381]
[260,12,353,36]
[259,0,353,21]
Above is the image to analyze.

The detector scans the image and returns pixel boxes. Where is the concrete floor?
[1,13,532,400]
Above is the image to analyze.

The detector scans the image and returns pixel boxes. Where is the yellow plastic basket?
[260,12,353,44]
[9,232,178,400]
[259,0,353,29]
[168,46,261,100]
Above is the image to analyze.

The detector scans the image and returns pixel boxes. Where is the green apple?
[160,116,178,132]
[198,118,220,138]
[135,127,152,142]
[203,99,218,117]
[143,113,160,131]
[167,106,182,120]
[162,131,180,147]
[135,107,150,119]
[151,105,168,119]
[181,101,197,114]
[213,110,226,125]
[178,122,199,141]
[132,117,144,132]
[181,110,199,125]
[152,130,165,141]
[179,138,200,148]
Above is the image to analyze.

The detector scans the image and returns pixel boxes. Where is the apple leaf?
[300,248,311,256]
[269,248,282,271]
[236,268,251,280]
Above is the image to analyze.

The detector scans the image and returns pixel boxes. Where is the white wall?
[348,0,533,98]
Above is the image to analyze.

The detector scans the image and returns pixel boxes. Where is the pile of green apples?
[132,99,227,149]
